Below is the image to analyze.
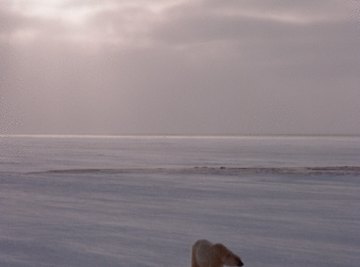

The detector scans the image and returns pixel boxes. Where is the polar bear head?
[212,243,244,267]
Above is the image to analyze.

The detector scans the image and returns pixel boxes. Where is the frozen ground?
[0,136,360,267]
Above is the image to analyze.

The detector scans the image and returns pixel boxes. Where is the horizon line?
[1,134,360,139]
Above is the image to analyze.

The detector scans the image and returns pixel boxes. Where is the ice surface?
[1,136,360,267]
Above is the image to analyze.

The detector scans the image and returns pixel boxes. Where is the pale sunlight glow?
[7,0,184,46]
[11,0,95,25]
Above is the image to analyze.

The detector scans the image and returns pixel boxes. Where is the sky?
[1,0,359,135]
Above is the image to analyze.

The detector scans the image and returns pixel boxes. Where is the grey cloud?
[199,0,354,20]
[150,1,359,71]
[151,0,357,44]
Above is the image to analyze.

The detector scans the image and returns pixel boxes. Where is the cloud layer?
[1,0,360,135]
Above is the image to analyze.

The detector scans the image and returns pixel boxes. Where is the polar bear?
[191,239,244,267]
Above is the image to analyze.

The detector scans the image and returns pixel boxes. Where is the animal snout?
[237,259,244,266]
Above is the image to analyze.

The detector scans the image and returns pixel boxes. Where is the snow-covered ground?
[1,136,360,267]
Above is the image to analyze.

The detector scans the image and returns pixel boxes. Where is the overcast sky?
[1,0,359,135]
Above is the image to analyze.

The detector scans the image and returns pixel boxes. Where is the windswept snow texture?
[0,136,360,267]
